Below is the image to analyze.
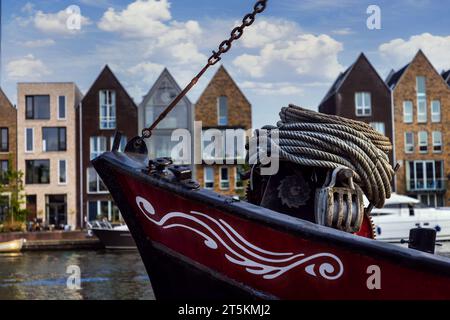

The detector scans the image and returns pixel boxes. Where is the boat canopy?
[364,193,420,207]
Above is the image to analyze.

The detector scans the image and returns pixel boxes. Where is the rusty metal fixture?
[141,0,268,140]
[315,167,364,233]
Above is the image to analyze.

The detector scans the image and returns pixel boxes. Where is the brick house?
[0,89,17,223]
[17,83,83,229]
[77,66,138,228]
[195,66,252,196]
[319,53,393,163]
[387,50,450,207]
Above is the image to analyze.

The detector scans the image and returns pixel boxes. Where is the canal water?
[0,250,155,300]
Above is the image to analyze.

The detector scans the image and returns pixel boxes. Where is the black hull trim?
[92,229,136,250]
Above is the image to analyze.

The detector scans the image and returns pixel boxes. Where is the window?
[416,77,427,123]
[235,167,244,190]
[431,101,441,123]
[403,101,413,123]
[87,167,107,193]
[88,201,121,222]
[370,122,385,135]
[90,137,107,160]
[355,92,371,116]
[418,131,428,153]
[26,95,50,120]
[220,167,230,190]
[58,160,67,184]
[42,127,66,152]
[100,90,116,129]
[204,167,214,190]
[0,160,8,184]
[407,160,444,191]
[405,132,414,153]
[217,96,228,126]
[25,128,34,153]
[0,128,8,152]
[58,96,66,120]
[432,131,442,153]
[26,160,50,184]
[110,135,127,152]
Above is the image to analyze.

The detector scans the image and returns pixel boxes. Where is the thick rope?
[252,105,394,208]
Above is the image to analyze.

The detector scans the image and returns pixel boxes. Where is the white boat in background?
[87,221,136,250]
[370,193,450,243]
[0,239,26,253]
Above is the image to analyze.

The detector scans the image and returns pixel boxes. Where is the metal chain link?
[208,0,267,66]
[141,0,268,139]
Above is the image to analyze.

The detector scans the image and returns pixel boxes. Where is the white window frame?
[355,92,372,117]
[370,122,385,135]
[204,167,214,190]
[431,100,441,123]
[404,132,414,154]
[99,90,116,130]
[432,131,442,153]
[58,159,68,185]
[418,131,428,154]
[110,135,127,152]
[25,128,34,153]
[57,96,67,120]
[219,167,230,190]
[403,101,413,123]
[87,167,108,194]
[88,200,116,221]
[416,76,427,123]
[217,96,228,126]
[90,136,107,160]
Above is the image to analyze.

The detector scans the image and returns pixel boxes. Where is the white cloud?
[6,54,51,79]
[34,8,91,35]
[23,39,56,48]
[21,2,35,14]
[127,61,165,84]
[233,33,344,80]
[379,33,450,71]
[241,81,304,96]
[332,28,354,35]
[240,18,300,48]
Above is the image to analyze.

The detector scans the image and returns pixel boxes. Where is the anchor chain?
[141,0,268,140]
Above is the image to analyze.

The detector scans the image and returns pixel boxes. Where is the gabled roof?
[385,63,409,89]
[140,68,192,108]
[196,65,251,107]
[442,69,450,86]
[81,65,137,108]
[320,53,389,105]
[0,87,15,110]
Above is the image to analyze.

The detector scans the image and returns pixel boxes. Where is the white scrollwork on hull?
[136,196,344,281]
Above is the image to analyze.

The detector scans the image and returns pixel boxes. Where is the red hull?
[94,152,450,300]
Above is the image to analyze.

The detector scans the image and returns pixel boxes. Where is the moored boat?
[88,221,136,250]
[0,239,26,253]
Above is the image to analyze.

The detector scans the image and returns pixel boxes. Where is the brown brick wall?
[0,89,17,170]
[393,51,450,204]
[195,66,251,196]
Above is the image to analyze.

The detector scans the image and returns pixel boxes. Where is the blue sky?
[2,0,450,128]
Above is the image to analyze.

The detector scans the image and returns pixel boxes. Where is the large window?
[26,95,50,120]
[217,96,228,126]
[355,92,371,117]
[26,160,50,184]
[58,96,66,120]
[90,137,107,160]
[220,167,230,190]
[407,160,444,191]
[25,128,34,153]
[416,77,427,123]
[432,131,442,153]
[110,135,127,152]
[370,122,385,135]
[235,166,244,190]
[404,132,414,153]
[204,167,214,190]
[42,127,66,152]
[0,160,8,185]
[418,131,428,153]
[431,100,441,123]
[87,167,107,193]
[403,101,413,123]
[0,128,8,152]
[58,159,67,184]
[100,90,116,129]
[88,201,121,222]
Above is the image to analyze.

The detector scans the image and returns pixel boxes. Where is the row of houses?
[0,65,252,230]
[319,50,450,208]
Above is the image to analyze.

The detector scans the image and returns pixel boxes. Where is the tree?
[0,153,27,223]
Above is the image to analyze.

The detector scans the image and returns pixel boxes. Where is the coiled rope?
[252,104,394,208]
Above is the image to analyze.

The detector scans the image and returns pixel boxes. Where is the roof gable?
[442,69,450,86]
[0,88,15,111]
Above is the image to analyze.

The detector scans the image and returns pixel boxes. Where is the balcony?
[406,178,447,192]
